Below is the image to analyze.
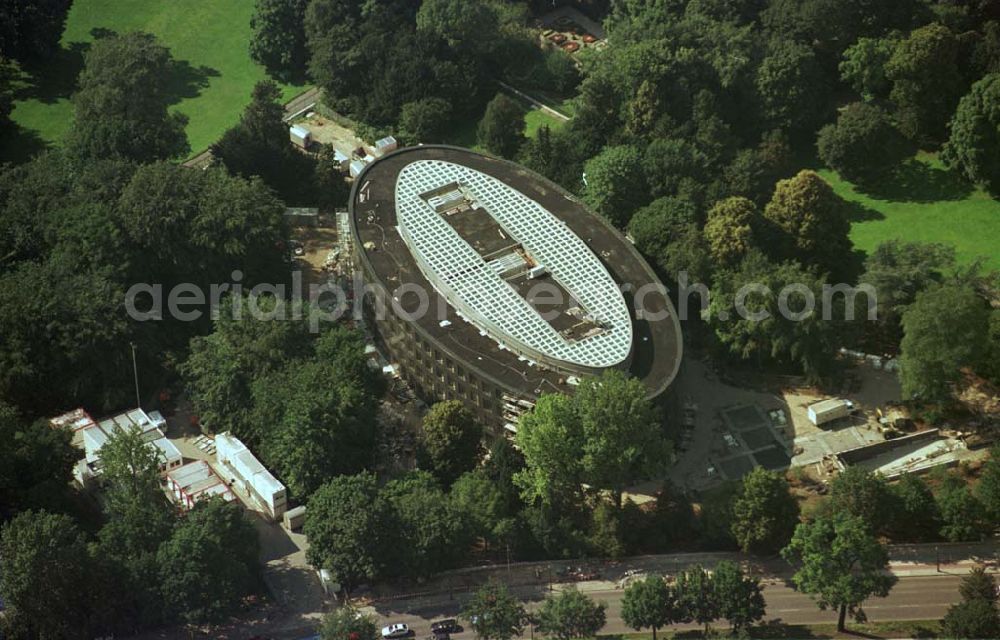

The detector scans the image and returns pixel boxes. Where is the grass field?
[817,153,1000,271]
[5,0,304,163]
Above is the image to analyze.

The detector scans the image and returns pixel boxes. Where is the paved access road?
[368,574,962,637]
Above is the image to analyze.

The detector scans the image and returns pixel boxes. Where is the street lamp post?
[130,342,141,409]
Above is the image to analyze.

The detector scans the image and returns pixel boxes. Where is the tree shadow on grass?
[843,200,884,223]
[0,123,49,164]
[859,158,974,203]
[164,59,220,105]
[13,41,89,105]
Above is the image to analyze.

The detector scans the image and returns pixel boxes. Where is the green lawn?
[817,153,1000,271]
[5,0,304,163]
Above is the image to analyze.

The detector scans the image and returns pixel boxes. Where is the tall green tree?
[975,452,1000,524]
[712,560,766,633]
[839,37,896,102]
[755,39,831,140]
[304,472,390,588]
[781,514,897,632]
[0,403,78,515]
[477,93,525,159]
[319,606,379,640]
[888,472,940,542]
[0,0,72,61]
[708,250,848,382]
[817,102,907,184]
[249,0,308,80]
[381,471,470,579]
[450,469,514,550]
[886,23,964,142]
[463,581,526,640]
[730,467,799,554]
[936,476,989,542]
[673,564,718,633]
[419,400,483,486]
[0,510,109,639]
[583,144,647,227]
[398,97,452,145]
[959,566,998,604]
[621,575,677,640]
[941,599,1000,640]
[762,170,853,280]
[157,498,260,625]
[704,196,758,268]
[66,32,189,163]
[858,241,955,351]
[825,467,894,534]
[899,284,990,401]
[943,73,1000,195]
[95,428,177,629]
[213,80,317,205]
[628,196,712,283]
[575,370,668,508]
[535,588,607,640]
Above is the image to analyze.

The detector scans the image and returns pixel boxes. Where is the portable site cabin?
[215,432,287,520]
[289,124,312,149]
[374,135,398,156]
[349,159,366,178]
[807,399,854,426]
[283,505,307,531]
[165,460,235,510]
[51,407,182,485]
[333,149,350,171]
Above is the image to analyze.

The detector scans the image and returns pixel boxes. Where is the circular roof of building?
[393,158,633,370]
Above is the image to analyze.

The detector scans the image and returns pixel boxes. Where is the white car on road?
[382,623,409,638]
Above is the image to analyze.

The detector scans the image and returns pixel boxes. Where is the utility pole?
[130,342,141,409]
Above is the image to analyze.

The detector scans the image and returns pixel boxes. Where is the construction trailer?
[807,398,854,427]
[50,407,183,486]
[165,460,235,510]
[215,432,287,520]
[374,135,398,156]
[289,124,312,149]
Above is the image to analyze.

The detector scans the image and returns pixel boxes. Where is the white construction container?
[289,124,311,149]
[807,399,854,426]
[216,432,287,519]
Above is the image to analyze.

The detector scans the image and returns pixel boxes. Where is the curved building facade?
[350,146,682,430]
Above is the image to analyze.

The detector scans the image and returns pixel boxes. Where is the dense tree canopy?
[250,0,308,80]
[0,0,72,61]
[762,170,853,280]
[943,73,1000,194]
[477,93,526,159]
[886,22,964,142]
[730,467,799,553]
[0,510,109,639]
[621,575,678,640]
[0,403,78,516]
[516,371,667,509]
[419,400,483,486]
[817,102,907,184]
[157,499,260,625]
[66,32,189,163]
[463,581,526,640]
[535,588,607,640]
[899,284,990,401]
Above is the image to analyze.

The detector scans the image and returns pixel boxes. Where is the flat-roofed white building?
[165,460,235,510]
[50,407,183,486]
[215,432,287,520]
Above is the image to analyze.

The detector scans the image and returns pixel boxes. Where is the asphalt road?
[369,574,962,637]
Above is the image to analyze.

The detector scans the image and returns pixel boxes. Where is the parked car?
[431,620,459,633]
[382,623,409,638]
